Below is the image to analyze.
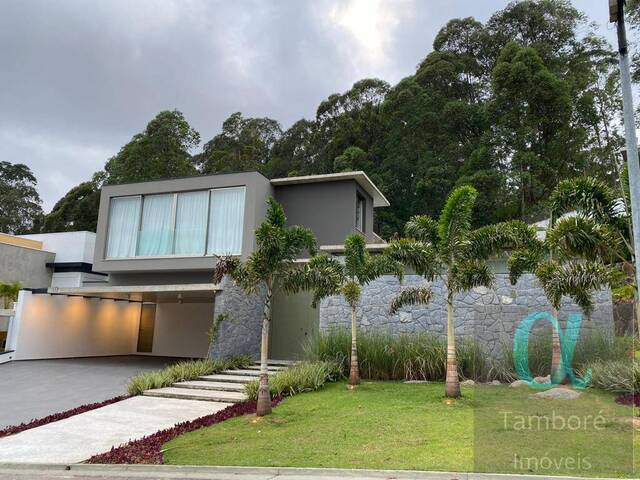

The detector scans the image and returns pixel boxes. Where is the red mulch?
[0,396,126,439]
[616,393,639,407]
[86,397,283,464]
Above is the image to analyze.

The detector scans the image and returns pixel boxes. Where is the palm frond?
[546,215,622,262]
[535,260,613,314]
[449,259,494,294]
[507,246,545,285]
[285,255,345,307]
[360,253,405,284]
[341,280,361,308]
[265,197,286,227]
[549,177,617,224]
[385,238,440,280]
[470,220,537,260]
[284,225,318,257]
[438,185,477,257]
[344,233,367,278]
[212,256,241,285]
[405,215,439,245]
[389,286,433,314]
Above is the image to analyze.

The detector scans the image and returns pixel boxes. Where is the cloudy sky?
[0,0,618,211]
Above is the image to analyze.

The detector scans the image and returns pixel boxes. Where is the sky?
[0,0,620,212]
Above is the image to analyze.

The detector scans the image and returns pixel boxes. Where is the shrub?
[491,333,634,382]
[304,328,488,381]
[582,359,639,394]
[245,360,342,401]
[127,356,251,396]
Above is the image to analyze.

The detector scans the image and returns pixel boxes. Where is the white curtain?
[105,196,141,258]
[207,187,245,255]
[174,190,208,255]
[137,194,174,256]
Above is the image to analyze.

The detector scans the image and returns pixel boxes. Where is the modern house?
[6,171,388,361]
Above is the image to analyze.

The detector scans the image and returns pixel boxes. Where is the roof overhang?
[47,283,220,303]
[320,243,389,254]
[271,171,390,207]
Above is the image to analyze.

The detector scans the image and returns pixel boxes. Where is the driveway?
[0,356,182,428]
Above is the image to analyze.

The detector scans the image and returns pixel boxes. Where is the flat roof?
[47,283,220,303]
[271,171,390,207]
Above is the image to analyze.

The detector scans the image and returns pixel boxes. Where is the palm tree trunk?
[550,306,563,384]
[347,305,360,389]
[445,296,460,398]
[256,281,273,416]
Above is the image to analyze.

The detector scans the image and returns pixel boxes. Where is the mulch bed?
[0,396,126,439]
[86,397,283,464]
[616,393,639,408]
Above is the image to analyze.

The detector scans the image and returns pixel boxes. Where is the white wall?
[151,302,212,358]
[10,291,140,360]
[19,231,96,264]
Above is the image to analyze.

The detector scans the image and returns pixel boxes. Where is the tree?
[288,234,403,388]
[387,185,535,397]
[0,281,22,309]
[38,172,104,233]
[104,110,200,184]
[0,161,43,234]
[198,112,282,175]
[212,198,316,416]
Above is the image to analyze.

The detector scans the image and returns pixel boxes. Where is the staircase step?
[173,380,246,392]
[143,387,246,403]
[257,359,297,366]
[219,369,262,377]
[198,374,256,384]
[246,365,287,371]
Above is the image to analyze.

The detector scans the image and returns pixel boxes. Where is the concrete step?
[173,380,246,392]
[257,359,297,366]
[219,369,262,377]
[197,374,256,384]
[143,387,246,403]
[246,364,288,371]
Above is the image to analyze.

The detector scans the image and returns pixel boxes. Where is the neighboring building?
[7,171,388,361]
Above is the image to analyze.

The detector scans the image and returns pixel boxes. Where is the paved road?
[0,356,182,428]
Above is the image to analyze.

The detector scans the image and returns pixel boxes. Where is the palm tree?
[508,179,619,381]
[213,198,316,416]
[287,233,404,389]
[387,185,535,398]
[548,176,637,332]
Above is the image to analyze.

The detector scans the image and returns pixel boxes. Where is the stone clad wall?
[210,276,264,359]
[319,274,614,356]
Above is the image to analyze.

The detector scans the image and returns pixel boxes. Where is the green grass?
[163,381,637,477]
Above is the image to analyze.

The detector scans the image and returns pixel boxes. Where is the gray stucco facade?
[0,243,54,289]
[319,274,614,357]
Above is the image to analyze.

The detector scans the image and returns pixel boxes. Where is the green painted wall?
[270,288,319,360]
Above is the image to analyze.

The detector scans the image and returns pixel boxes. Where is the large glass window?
[356,194,365,232]
[174,190,209,255]
[207,187,245,255]
[137,194,175,256]
[104,187,245,259]
[105,196,142,258]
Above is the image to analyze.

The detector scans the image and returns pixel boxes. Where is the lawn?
[164,381,637,477]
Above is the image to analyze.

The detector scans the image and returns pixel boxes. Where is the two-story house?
[7,171,388,361]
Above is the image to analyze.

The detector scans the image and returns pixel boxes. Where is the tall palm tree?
[287,233,404,389]
[508,180,619,381]
[213,198,316,416]
[387,186,535,398]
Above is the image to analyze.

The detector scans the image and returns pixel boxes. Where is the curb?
[0,463,624,480]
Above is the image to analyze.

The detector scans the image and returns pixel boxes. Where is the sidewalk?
[0,464,623,480]
[0,396,229,463]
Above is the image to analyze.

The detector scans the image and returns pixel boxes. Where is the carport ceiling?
[47,284,219,304]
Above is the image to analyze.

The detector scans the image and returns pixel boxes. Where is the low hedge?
[127,356,252,396]
[245,360,342,400]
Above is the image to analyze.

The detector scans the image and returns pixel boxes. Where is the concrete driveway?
[0,356,182,428]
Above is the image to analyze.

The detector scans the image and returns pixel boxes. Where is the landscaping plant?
[287,233,403,389]
[386,185,535,397]
[244,360,342,400]
[212,198,317,416]
[0,281,21,309]
[127,356,251,396]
